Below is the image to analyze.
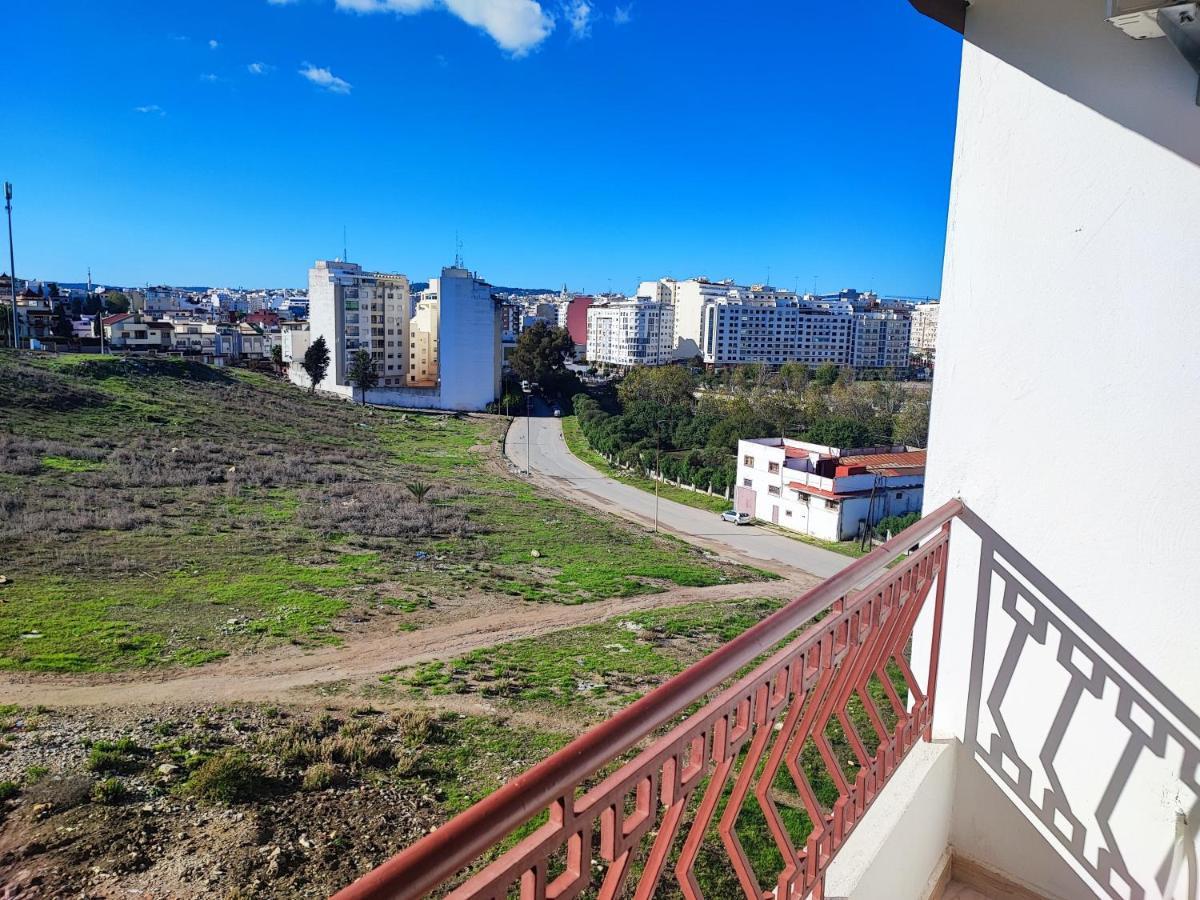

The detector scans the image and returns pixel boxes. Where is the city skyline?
[8,1,961,293]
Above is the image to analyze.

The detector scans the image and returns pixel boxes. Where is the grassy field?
[563,415,869,558]
[0,354,761,672]
[398,597,785,720]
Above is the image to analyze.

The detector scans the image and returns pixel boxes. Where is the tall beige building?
[409,284,440,387]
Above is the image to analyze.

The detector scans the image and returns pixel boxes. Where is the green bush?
[0,780,19,801]
[85,737,144,774]
[91,777,128,805]
[185,751,267,803]
[875,512,921,538]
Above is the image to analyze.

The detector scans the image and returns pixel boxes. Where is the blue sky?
[9,1,962,294]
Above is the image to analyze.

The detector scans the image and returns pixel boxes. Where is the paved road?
[504,411,854,580]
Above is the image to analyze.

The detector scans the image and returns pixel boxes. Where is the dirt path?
[0,577,816,708]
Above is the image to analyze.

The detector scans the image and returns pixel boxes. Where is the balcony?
[330,498,1198,899]
[326,498,1191,900]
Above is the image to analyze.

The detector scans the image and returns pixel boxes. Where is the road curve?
[504,412,854,580]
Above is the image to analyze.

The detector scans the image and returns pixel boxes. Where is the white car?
[553,407,562,418]
[721,510,753,526]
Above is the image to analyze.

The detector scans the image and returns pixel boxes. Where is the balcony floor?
[943,883,997,900]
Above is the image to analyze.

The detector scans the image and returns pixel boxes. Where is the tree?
[347,349,378,405]
[893,398,931,448]
[617,365,697,410]
[51,304,74,340]
[47,282,60,299]
[778,362,810,394]
[813,362,839,387]
[104,292,131,314]
[510,322,575,390]
[270,344,283,371]
[302,336,331,394]
[407,481,432,504]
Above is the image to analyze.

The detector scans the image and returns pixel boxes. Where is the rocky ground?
[0,703,447,898]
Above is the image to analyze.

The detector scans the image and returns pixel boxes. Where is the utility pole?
[654,419,666,533]
[5,183,16,350]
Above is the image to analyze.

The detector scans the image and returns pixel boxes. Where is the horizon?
[8,1,962,295]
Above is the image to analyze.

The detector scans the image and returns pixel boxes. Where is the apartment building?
[734,437,925,541]
[849,308,912,370]
[909,300,939,360]
[640,277,736,359]
[585,296,675,368]
[301,260,499,411]
[306,261,412,389]
[700,294,855,367]
[409,284,439,387]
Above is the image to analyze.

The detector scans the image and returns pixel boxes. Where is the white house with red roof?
[734,437,925,541]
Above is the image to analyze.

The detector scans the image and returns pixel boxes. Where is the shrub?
[184,751,268,803]
[875,512,920,538]
[0,780,19,801]
[301,761,343,792]
[91,777,128,805]
[25,764,49,783]
[84,737,144,774]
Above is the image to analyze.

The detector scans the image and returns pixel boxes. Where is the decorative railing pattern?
[335,501,961,900]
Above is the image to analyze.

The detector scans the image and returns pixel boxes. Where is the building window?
[767,462,780,474]
[742,478,753,488]
[743,455,755,467]
[825,499,838,510]
[768,485,781,497]
[895,492,903,499]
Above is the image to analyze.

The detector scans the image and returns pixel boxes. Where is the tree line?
[573,364,930,497]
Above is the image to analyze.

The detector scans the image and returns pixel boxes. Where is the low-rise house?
[237,323,269,360]
[104,313,173,351]
[734,437,925,541]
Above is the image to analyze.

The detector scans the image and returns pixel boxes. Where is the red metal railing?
[335,500,962,900]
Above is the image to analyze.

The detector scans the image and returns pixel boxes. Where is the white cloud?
[135,105,166,116]
[200,72,220,82]
[248,61,274,74]
[208,38,220,49]
[613,3,631,25]
[299,63,353,94]
[443,0,554,55]
[334,0,554,56]
[267,0,299,4]
[566,0,591,38]
[335,0,435,11]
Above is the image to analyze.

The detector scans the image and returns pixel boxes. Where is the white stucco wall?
[914,1,1200,897]
[435,267,501,412]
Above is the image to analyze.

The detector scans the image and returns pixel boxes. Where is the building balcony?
[327,500,1191,899]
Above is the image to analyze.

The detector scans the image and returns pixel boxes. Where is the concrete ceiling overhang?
[908,0,970,33]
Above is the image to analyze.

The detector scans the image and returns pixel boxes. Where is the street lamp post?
[5,183,16,350]
[521,381,539,475]
[654,419,666,533]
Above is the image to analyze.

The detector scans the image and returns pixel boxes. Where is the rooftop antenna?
[342,226,348,263]
[766,265,772,286]
[454,231,464,268]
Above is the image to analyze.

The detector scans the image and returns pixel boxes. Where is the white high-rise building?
[306,261,413,389]
[848,308,912,370]
[700,292,856,367]
[300,260,499,411]
[909,301,939,360]
[586,297,675,368]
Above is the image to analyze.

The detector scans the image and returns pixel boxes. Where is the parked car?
[721,510,753,526]
[553,407,562,418]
